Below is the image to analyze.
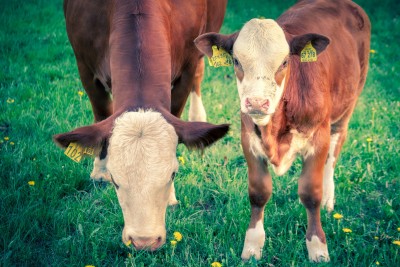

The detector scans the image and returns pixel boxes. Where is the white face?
[106,110,179,250]
[233,19,289,126]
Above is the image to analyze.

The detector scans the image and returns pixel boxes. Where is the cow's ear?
[194,32,239,57]
[161,111,229,149]
[290,33,330,56]
[53,118,113,150]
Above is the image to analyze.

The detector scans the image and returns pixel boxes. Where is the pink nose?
[130,236,164,251]
[245,97,270,114]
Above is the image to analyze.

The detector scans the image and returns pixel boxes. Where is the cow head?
[53,109,229,250]
[195,18,330,126]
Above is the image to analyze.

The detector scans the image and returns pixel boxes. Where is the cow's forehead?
[107,110,179,185]
[234,19,289,70]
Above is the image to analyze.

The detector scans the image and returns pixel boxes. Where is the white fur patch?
[241,220,265,260]
[168,182,179,206]
[272,130,314,176]
[90,156,111,182]
[233,19,289,119]
[306,235,330,262]
[322,133,340,212]
[106,110,179,244]
[248,131,267,159]
[188,91,207,122]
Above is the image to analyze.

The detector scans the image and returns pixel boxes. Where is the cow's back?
[63,0,227,86]
[278,0,370,121]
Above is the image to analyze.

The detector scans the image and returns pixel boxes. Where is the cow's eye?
[282,59,288,67]
[171,172,177,181]
[233,58,240,66]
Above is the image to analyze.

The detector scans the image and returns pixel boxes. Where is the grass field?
[1,0,399,266]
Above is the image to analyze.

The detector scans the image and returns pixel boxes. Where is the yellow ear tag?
[64,142,93,163]
[208,45,233,67]
[300,41,317,62]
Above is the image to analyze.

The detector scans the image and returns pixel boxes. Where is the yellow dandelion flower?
[376,261,380,265]
[343,228,352,233]
[85,265,95,267]
[374,236,379,240]
[28,181,35,186]
[78,91,84,97]
[211,262,222,267]
[333,213,343,219]
[370,49,376,54]
[397,227,400,232]
[178,156,185,165]
[170,240,177,247]
[4,136,9,141]
[173,231,183,242]
[7,98,14,104]
[124,240,131,247]
[393,240,400,246]
[10,142,15,146]
[366,137,373,142]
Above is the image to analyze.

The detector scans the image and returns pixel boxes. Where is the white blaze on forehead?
[107,110,179,239]
[233,19,289,125]
[234,19,289,74]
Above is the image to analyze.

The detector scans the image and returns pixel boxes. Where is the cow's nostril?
[245,98,252,108]
[262,99,270,109]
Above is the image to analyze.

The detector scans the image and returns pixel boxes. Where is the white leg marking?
[322,133,340,212]
[168,182,179,206]
[241,220,265,260]
[188,91,207,122]
[306,235,330,262]
[90,156,111,182]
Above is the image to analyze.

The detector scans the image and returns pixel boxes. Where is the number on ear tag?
[208,45,233,67]
[300,41,317,62]
[64,142,84,163]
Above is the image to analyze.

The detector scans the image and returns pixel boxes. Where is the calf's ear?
[162,111,229,150]
[290,33,330,56]
[194,32,239,57]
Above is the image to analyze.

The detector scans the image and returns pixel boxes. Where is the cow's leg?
[168,182,179,206]
[188,59,207,122]
[171,59,205,119]
[77,63,112,181]
[240,118,272,260]
[299,126,330,262]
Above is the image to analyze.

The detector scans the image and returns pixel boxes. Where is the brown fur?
[195,0,370,261]
[54,0,229,151]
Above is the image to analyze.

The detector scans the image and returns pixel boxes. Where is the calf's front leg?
[241,130,272,260]
[299,132,330,262]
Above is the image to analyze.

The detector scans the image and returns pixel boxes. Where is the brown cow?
[54,0,229,251]
[195,0,370,262]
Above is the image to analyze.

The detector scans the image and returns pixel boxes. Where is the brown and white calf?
[195,0,370,262]
[54,0,229,251]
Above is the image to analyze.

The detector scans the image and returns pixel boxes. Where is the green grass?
[1,0,399,266]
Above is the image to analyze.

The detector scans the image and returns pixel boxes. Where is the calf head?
[54,109,229,250]
[195,18,330,126]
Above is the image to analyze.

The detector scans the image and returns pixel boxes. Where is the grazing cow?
[54,0,229,251]
[195,0,370,262]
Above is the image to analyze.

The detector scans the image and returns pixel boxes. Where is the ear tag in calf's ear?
[208,45,233,67]
[300,41,317,62]
[64,142,94,163]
